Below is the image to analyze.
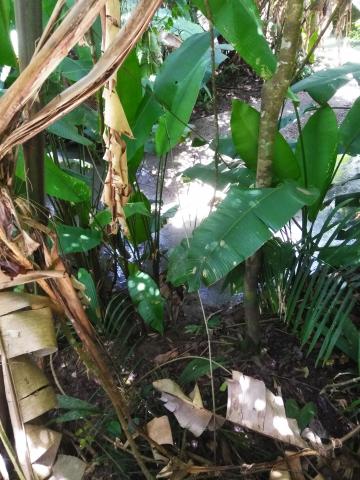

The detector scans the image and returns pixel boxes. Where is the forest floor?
[51,39,360,479]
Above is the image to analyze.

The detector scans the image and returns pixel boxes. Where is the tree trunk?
[244,0,304,346]
[14,0,45,210]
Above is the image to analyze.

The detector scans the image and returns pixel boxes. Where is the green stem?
[14,0,45,213]
[294,102,308,240]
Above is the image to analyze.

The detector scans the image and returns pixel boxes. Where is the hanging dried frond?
[101,0,133,235]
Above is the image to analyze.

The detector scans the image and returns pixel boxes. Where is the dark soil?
[51,291,360,479]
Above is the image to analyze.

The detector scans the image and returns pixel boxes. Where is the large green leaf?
[168,182,318,291]
[154,32,211,155]
[126,191,152,245]
[117,49,143,126]
[295,106,338,220]
[292,63,360,104]
[182,162,255,189]
[47,118,93,146]
[231,100,300,181]
[339,96,360,155]
[55,224,102,254]
[192,0,276,78]
[128,271,165,333]
[77,268,100,323]
[127,88,162,179]
[58,56,91,82]
[16,154,90,203]
[0,0,16,66]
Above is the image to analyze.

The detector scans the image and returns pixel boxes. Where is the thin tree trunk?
[244,0,304,346]
[14,0,45,210]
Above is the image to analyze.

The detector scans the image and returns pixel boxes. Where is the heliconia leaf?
[128,271,165,334]
[192,0,276,79]
[168,182,318,291]
[292,63,360,104]
[339,96,360,155]
[295,106,338,220]
[231,100,300,181]
[154,32,211,155]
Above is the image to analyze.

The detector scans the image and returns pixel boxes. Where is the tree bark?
[244,0,304,346]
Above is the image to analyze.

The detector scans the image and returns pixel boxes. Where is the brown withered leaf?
[153,380,216,437]
[154,349,179,366]
[147,416,173,446]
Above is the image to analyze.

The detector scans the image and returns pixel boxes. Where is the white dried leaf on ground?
[153,379,213,437]
[49,455,86,480]
[226,371,306,448]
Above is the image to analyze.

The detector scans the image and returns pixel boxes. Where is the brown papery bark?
[0,0,107,138]
[0,0,163,159]
[244,0,304,346]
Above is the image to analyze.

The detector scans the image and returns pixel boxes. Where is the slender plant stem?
[293,102,308,240]
[14,0,45,212]
[205,0,220,209]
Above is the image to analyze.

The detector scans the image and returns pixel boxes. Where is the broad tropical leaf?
[0,0,16,66]
[127,88,162,179]
[182,162,255,189]
[231,100,300,181]
[128,271,165,333]
[295,106,338,220]
[154,32,211,155]
[292,63,360,104]
[47,118,93,146]
[16,153,91,203]
[77,268,100,323]
[116,49,143,126]
[58,56,92,82]
[55,224,102,254]
[192,0,276,78]
[123,202,151,218]
[168,182,317,291]
[339,96,360,155]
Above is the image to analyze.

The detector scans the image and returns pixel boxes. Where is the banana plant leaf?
[292,63,360,104]
[231,100,300,181]
[295,106,338,220]
[0,0,16,66]
[339,96,360,155]
[192,0,276,79]
[16,153,91,203]
[154,32,211,155]
[168,182,318,291]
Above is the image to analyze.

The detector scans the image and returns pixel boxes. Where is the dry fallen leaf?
[226,371,306,448]
[154,349,179,366]
[153,379,214,437]
[147,416,173,446]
